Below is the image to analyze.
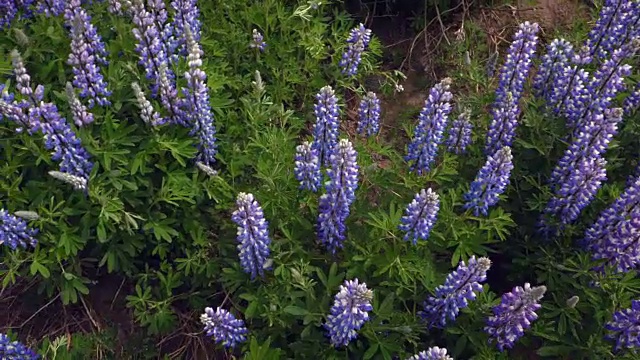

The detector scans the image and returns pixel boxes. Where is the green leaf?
[536,346,576,357]
[283,305,309,316]
[363,343,378,359]
[30,260,50,278]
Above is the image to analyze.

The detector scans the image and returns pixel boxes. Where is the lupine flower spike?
[399,188,440,244]
[200,307,248,348]
[421,256,491,327]
[132,82,164,126]
[605,299,640,351]
[406,347,454,360]
[357,92,381,137]
[485,283,546,351]
[317,139,359,253]
[294,141,321,192]
[324,279,373,347]
[533,38,573,104]
[339,23,372,76]
[183,25,217,166]
[464,146,514,216]
[580,0,640,62]
[36,0,65,17]
[486,22,539,155]
[64,0,111,108]
[0,333,39,359]
[585,175,640,273]
[65,82,94,127]
[250,29,267,52]
[405,78,453,175]
[169,0,201,57]
[445,109,473,155]
[311,85,340,167]
[231,193,271,279]
[0,209,38,250]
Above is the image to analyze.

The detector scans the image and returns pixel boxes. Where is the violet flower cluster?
[485,283,546,351]
[231,193,271,279]
[200,307,248,348]
[464,146,514,216]
[324,279,373,347]
[485,21,539,155]
[565,45,633,129]
[250,29,266,52]
[445,109,473,155]
[405,77,453,175]
[169,0,201,57]
[64,0,111,108]
[357,91,381,137]
[339,23,372,76]
[533,38,574,104]
[580,0,640,62]
[36,0,65,17]
[399,188,440,244]
[183,25,217,166]
[65,82,93,127]
[406,347,454,360]
[130,0,187,126]
[544,108,624,226]
[0,333,39,359]
[311,85,340,167]
[294,141,321,192]
[605,299,640,351]
[623,81,640,115]
[1,0,36,29]
[317,139,359,253]
[421,256,491,328]
[585,175,640,273]
[0,209,38,250]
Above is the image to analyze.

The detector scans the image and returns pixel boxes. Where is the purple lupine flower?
[606,299,640,351]
[339,23,372,76]
[585,175,640,272]
[132,82,164,126]
[250,29,266,52]
[108,0,124,14]
[486,50,499,79]
[311,85,340,167]
[130,0,183,126]
[623,81,640,115]
[357,91,381,137]
[464,146,514,216]
[36,0,65,16]
[486,22,539,155]
[294,141,321,192]
[65,82,94,127]
[561,66,592,128]
[550,107,623,191]
[0,3,17,29]
[200,307,248,348]
[533,38,574,103]
[158,62,188,126]
[183,26,217,165]
[544,156,608,226]
[169,0,200,58]
[406,347,454,360]
[36,103,93,190]
[231,192,271,279]
[548,52,590,117]
[10,49,38,101]
[420,256,491,328]
[64,0,111,108]
[317,139,358,253]
[0,209,38,250]
[0,333,39,359]
[405,77,453,175]
[565,45,634,129]
[485,283,546,351]
[445,109,473,155]
[399,188,440,244]
[324,278,373,347]
[580,0,640,62]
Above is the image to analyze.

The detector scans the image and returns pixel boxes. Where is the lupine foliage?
[1,0,640,359]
